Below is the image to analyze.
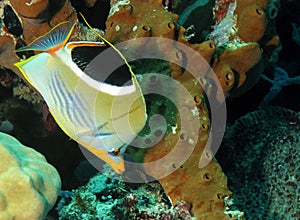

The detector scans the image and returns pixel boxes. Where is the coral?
[0,0,78,81]
[176,0,279,97]
[0,0,96,103]
[0,0,279,103]
[12,82,43,104]
[209,0,279,97]
[234,0,268,43]
[139,66,233,219]
[211,42,262,98]
[0,68,42,104]
[0,36,21,78]
[0,132,61,220]
[0,0,281,218]
[0,69,21,89]
[0,120,14,133]
[8,0,77,43]
[0,0,280,99]
[260,66,300,107]
[213,0,235,23]
[209,0,238,46]
[219,106,300,219]
[105,0,178,41]
[57,167,196,219]
[102,0,279,219]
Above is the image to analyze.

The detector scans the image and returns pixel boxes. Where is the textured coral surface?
[105,0,279,219]
[219,107,300,219]
[0,132,61,220]
[57,168,196,219]
[142,69,231,219]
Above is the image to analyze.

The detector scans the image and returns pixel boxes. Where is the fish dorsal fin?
[79,13,134,75]
[16,21,76,53]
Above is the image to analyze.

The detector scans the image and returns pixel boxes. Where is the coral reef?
[0,0,283,219]
[0,69,20,90]
[0,68,42,103]
[211,42,262,97]
[104,0,279,219]
[0,0,280,116]
[260,66,300,107]
[0,97,87,190]
[0,132,61,220]
[0,0,281,102]
[8,0,77,43]
[0,0,80,102]
[12,82,43,103]
[177,0,279,97]
[0,0,76,76]
[0,35,21,80]
[138,63,232,219]
[56,167,196,220]
[210,0,278,97]
[218,106,300,219]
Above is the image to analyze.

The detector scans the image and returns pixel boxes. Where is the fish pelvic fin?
[15,21,76,53]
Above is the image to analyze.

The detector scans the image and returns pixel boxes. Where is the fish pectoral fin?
[15,21,76,53]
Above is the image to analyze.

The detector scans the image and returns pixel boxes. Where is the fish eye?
[108,148,120,157]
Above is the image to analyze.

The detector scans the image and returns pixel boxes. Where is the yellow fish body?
[14,21,147,174]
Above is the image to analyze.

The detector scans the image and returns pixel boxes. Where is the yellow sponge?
[0,132,61,220]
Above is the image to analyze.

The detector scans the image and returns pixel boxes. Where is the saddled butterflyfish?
[14,20,147,174]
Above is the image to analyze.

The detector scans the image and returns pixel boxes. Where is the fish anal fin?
[81,142,125,174]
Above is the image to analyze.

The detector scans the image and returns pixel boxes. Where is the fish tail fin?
[15,21,76,53]
[79,12,133,72]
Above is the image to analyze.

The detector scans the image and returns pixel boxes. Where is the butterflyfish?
[14,20,147,174]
